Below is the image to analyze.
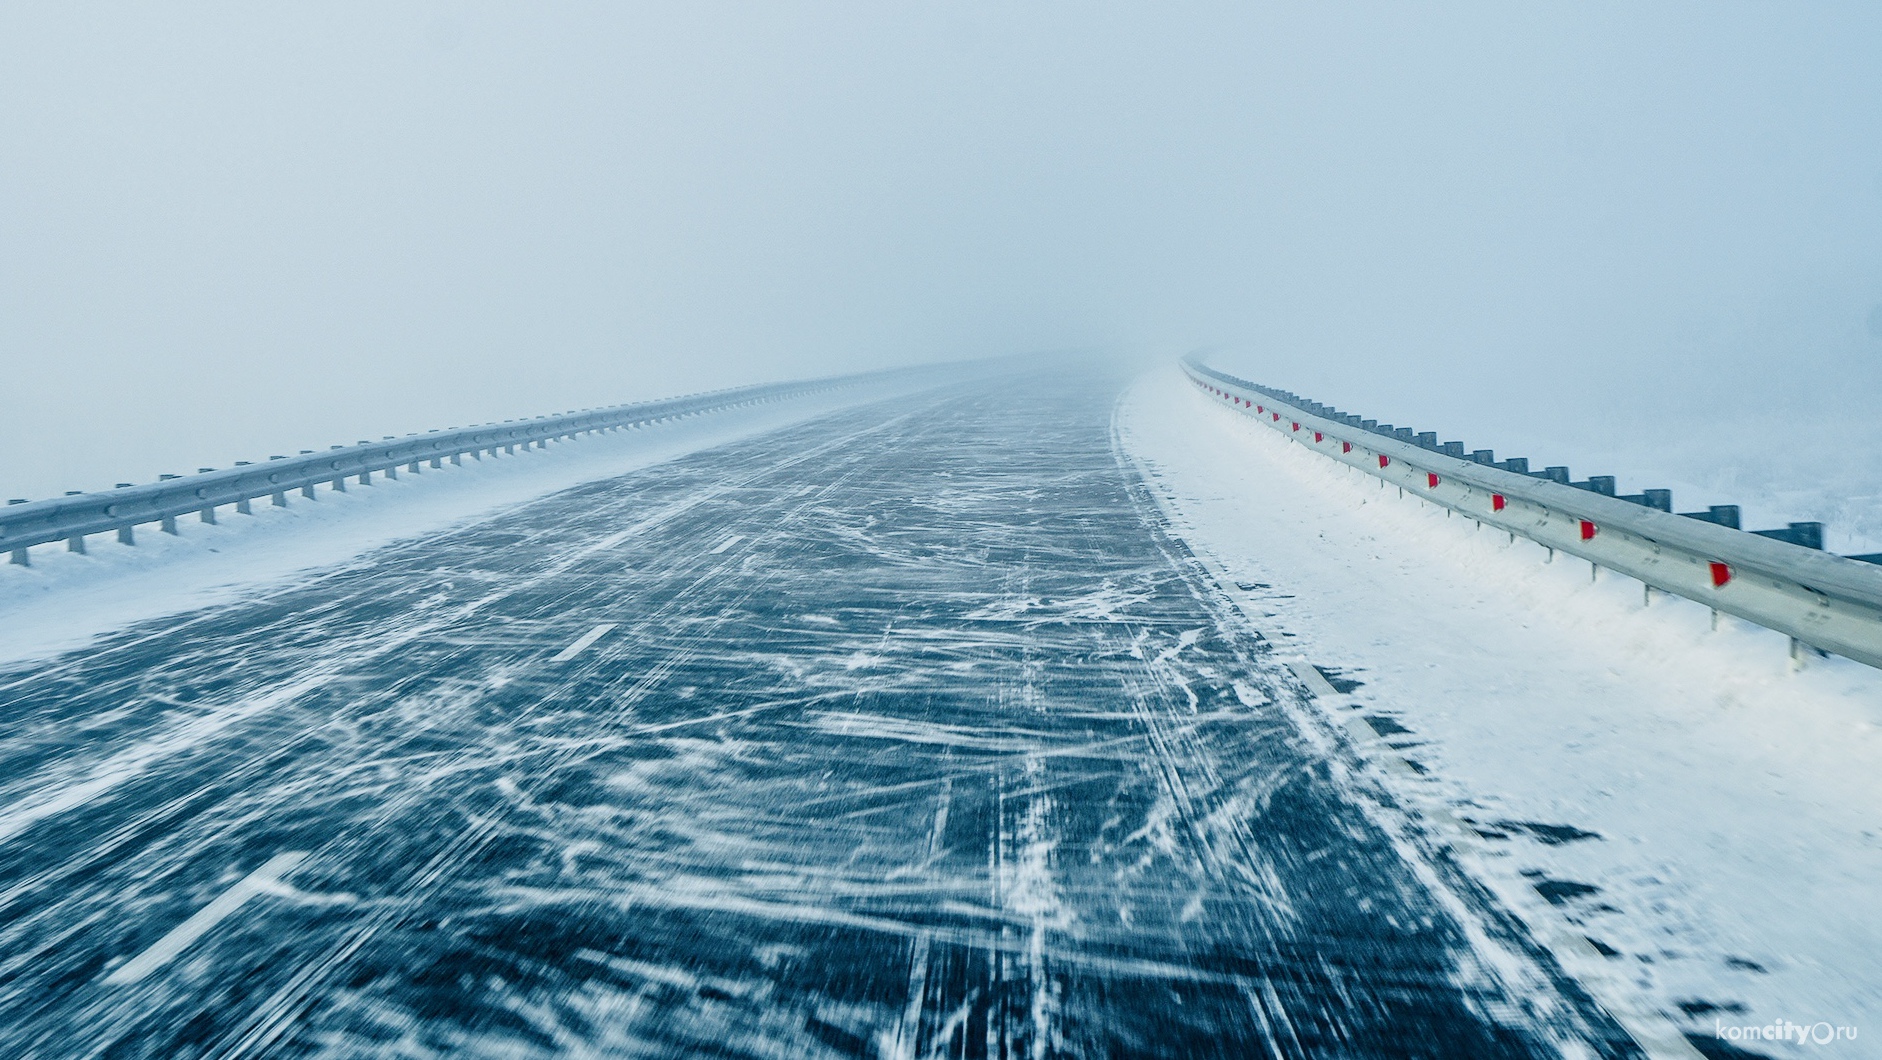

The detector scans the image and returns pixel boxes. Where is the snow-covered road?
[0,368,1641,1057]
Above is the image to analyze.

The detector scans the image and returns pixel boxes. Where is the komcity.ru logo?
[1715,1019,1857,1047]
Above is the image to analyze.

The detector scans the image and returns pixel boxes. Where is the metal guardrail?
[3,374,865,566]
[1182,354,1882,670]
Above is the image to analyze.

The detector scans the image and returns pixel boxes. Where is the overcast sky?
[4,3,1880,500]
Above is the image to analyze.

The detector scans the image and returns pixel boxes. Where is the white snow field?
[0,372,948,669]
[1119,364,1881,1058]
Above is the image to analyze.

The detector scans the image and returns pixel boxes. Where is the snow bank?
[1119,364,1882,1058]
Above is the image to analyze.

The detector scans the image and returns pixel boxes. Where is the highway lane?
[0,369,1639,1058]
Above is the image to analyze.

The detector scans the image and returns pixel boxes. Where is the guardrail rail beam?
[1181,354,1882,670]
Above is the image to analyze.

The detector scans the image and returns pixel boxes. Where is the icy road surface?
[0,370,1637,1058]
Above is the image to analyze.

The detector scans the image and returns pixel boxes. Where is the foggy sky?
[4,3,1881,502]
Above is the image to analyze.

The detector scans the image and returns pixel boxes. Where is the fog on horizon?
[4,2,1880,503]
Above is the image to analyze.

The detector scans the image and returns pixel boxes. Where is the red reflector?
[1427,473,1440,488]
[1291,422,1300,432]
[1580,520,1597,540]
[1378,455,1390,468]
[1272,413,1281,422]
[1710,562,1733,588]
[1342,442,1352,453]
[1492,493,1505,512]
[1256,405,1264,414]
[1313,432,1323,443]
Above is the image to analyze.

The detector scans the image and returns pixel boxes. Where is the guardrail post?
[117,526,134,546]
[272,491,288,507]
[428,457,441,469]
[1679,505,1740,529]
[8,548,25,566]
[200,506,216,524]
[407,460,422,473]
[1621,489,1673,511]
[450,454,461,466]
[235,498,252,515]
[161,516,178,534]
[1749,521,1819,548]
[67,534,85,554]
[385,465,397,480]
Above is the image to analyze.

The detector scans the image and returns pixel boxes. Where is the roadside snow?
[1119,365,1882,1058]
[0,375,941,669]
